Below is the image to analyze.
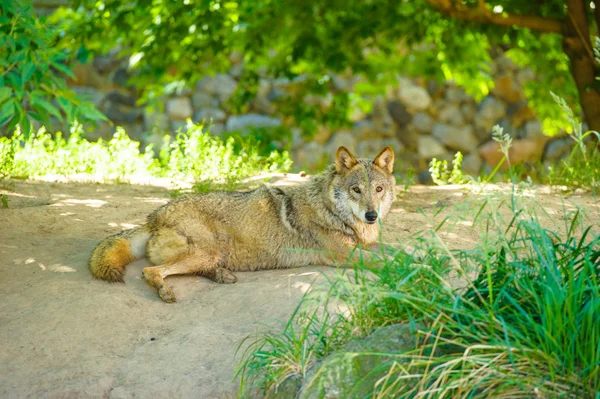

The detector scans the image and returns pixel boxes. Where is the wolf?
[89,146,396,302]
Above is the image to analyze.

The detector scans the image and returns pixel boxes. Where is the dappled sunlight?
[51,199,108,208]
[108,222,140,229]
[133,197,169,204]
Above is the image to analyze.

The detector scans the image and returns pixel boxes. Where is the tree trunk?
[563,0,600,133]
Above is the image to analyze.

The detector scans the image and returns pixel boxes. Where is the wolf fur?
[89,146,396,302]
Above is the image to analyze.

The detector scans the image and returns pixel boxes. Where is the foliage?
[0,122,291,187]
[0,0,106,138]
[545,93,600,190]
[236,192,600,398]
[429,152,468,185]
[55,0,587,134]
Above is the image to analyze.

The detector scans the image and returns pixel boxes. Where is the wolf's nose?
[365,211,378,222]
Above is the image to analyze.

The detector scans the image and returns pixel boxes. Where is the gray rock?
[71,87,105,108]
[353,120,378,140]
[326,130,357,156]
[293,142,329,172]
[191,92,218,110]
[432,123,478,153]
[196,73,238,103]
[418,135,446,159]
[143,111,170,133]
[387,100,413,126]
[461,153,483,176]
[474,97,506,139]
[412,112,434,133]
[193,107,227,123]
[298,324,419,399]
[445,86,469,103]
[460,103,476,123]
[524,120,544,140]
[438,103,465,126]
[516,68,536,86]
[371,96,395,137]
[225,114,281,133]
[166,97,193,120]
[398,84,432,111]
[356,138,404,159]
[207,123,226,136]
[543,137,574,162]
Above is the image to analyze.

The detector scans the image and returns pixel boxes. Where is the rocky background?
[20,2,577,182]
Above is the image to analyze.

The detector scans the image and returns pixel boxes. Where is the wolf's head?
[329,146,396,225]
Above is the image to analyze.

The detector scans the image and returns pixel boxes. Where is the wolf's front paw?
[212,267,238,284]
[157,284,177,303]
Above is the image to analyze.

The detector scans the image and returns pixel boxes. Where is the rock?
[510,104,535,128]
[193,108,227,123]
[516,68,536,86]
[479,138,546,170]
[493,74,523,103]
[102,101,142,124]
[312,125,333,144]
[371,96,395,137]
[267,374,303,399]
[207,123,225,136]
[387,100,412,126]
[356,138,404,159]
[461,153,483,176]
[291,127,304,150]
[229,62,245,79]
[438,103,465,126]
[474,97,506,140]
[225,114,281,133]
[143,111,170,133]
[353,120,378,140]
[495,53,517,72]
[426,79,442,97]
[170,119,188,133]
[432,124,478,153]
[166,97,193,120]
[252,80,275,114]
[398,84,432,111]
[66,63,110,90]
[396,126,420,150]
[460,103,476,123]
[111,66,132,88]
[412,112,434,133]
[196,73,238,103]
[326,130,357,156]
[293,142,329,172]
[297,324,419,399]
[543,137,574,162]
[191,92,218,110]
[229,51,244,65]
[418,135,446,159]
[524,120,544,140]
[445,86,469,103]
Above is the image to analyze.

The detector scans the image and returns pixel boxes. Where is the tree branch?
[426,0,563,34]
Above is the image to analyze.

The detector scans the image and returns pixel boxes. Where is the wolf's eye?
[376,186,383,193]
[352,187,361,194]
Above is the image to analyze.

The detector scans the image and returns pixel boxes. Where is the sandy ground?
[1,178,598,398]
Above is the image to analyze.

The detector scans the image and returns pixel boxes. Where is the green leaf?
[30,95,62,119]
[0,87,11,105]
[21,62,36,84]
[78,101,107,121]
[0,98,16,123]
[51,61,76,80]
[20,115,32,138]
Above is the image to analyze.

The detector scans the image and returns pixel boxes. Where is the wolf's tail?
[89,224,152,282]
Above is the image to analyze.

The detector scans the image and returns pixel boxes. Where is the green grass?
[0,121,292,191]
[235,192,600,398]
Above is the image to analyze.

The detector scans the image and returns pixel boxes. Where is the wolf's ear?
[336,146,358,173]
[374,147,394,174]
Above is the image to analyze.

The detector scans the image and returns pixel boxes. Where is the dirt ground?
[1,177,598,399]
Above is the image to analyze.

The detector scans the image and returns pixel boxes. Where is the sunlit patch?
[38,263,46,271]
[108,222,118,227]
[133,197,168,204]
[24,258,36,264]
[0,191,37,198]
[292,281,312,293]
[51,199,108,208]
[121,223,138,229]
[47,264,76,273]
[458,220,473,227]
[59,212,76,216]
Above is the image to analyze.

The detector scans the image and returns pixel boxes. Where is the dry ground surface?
[1,177,598,398]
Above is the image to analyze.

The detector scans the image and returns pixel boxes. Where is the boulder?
[398,84,432,111]
[387,100,412,126]
[479,138,546,170]
[432,123,478,153]
[356,138,404,159]
[297,324,420,399]
[474,97,506,140]
[418,135,446,159]
[191,92,218,110]
[166,97,193,120]
[225,114,281,133]
[461,153,483,176]
[412,112,434,133]
[193,108,227,123]
[196,73,238,103]
[493,74,523,103]
[438,103,465,126]
[326,130,357,156]
[293,142,329,172]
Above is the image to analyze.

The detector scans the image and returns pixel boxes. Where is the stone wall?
[54,48,569,179]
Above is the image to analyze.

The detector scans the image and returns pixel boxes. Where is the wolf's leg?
[205,267,238,284]
[142,253,219,303]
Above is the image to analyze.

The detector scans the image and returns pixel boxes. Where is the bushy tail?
[89,225,152,282]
